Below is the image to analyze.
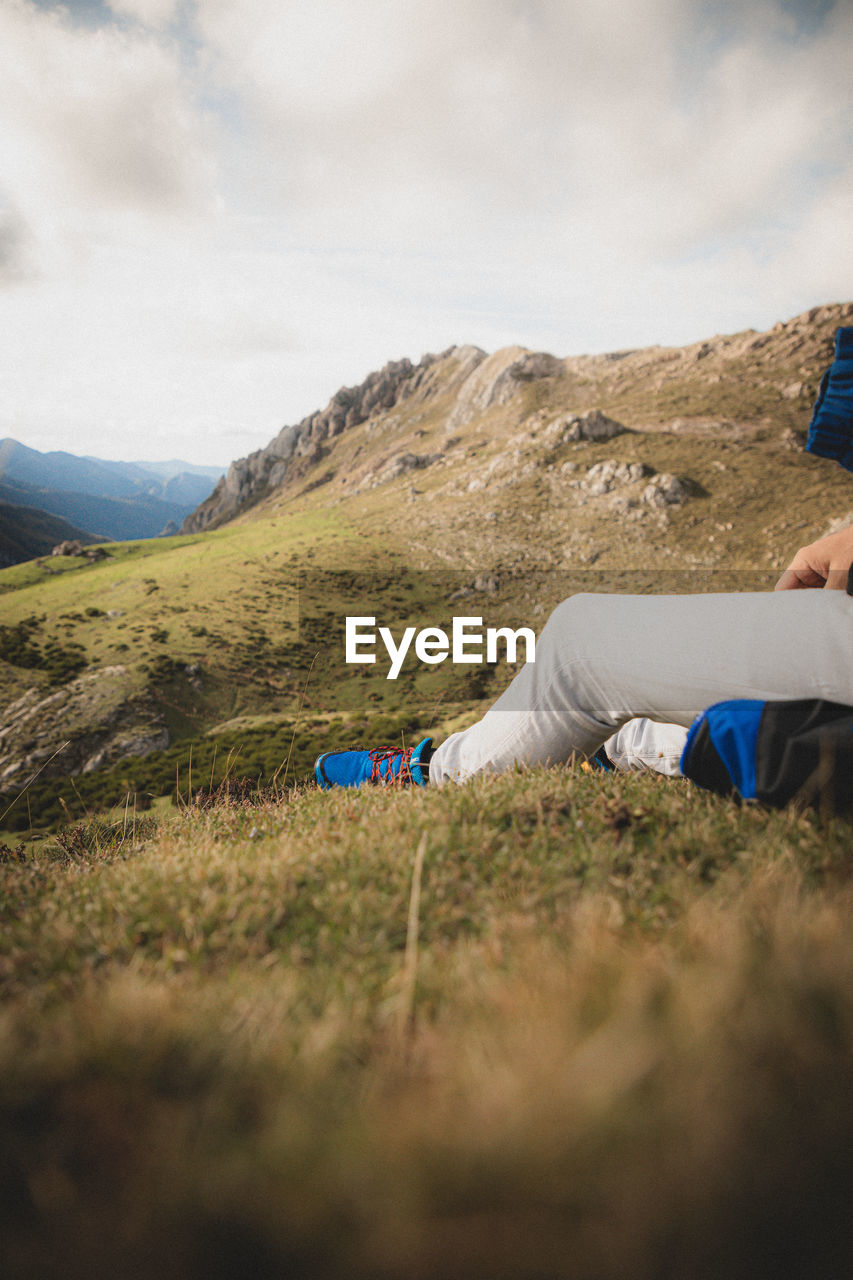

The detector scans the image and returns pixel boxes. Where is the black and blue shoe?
[315,737,433,789]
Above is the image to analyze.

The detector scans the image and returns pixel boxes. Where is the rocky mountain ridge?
[184,301,853,533]
[185,347,486,531]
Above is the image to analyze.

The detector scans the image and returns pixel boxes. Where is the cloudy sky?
[1,0,851,467]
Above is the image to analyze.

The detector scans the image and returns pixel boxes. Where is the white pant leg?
[429,590,853,785]
[603,718,687,777]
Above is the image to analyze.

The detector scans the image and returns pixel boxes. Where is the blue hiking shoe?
[315,737,432,790]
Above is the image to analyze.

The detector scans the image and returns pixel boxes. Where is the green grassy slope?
[0,507,503,833]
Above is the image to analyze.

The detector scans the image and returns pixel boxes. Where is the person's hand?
[775,524,853,590]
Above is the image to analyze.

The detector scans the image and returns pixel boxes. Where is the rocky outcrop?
[563,455,691,504]
[367,452,440,489]
[642,473,690,507]
[447,347,559,429]
[51,540,109,560]
[0,666,168,794]
[184,349,481,531]
[581,460,650,495]
[558,410,629,442]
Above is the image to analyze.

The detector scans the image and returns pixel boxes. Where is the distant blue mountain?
[0,440,224,565]
[97,457,224,482]
[0,500,104,570]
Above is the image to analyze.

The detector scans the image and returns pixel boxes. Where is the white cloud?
[187,0,853,305]
[0,0,851,464]
[0,0,216,279]
[107,0,180,28]
[0,207,35,284]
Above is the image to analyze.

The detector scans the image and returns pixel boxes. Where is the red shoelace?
[368,746,413,785]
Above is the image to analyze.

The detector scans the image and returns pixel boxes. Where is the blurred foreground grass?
[3,767,853,1279]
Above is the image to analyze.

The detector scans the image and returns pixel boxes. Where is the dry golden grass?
[3,768,853,1277]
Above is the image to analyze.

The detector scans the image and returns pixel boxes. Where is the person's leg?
[429,589,853,785]
[602,717,687,776]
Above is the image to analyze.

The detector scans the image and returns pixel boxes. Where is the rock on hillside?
[0,666,168,795]
[183,302,853,533]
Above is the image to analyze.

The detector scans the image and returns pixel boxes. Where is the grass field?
[3,766,853,1278]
